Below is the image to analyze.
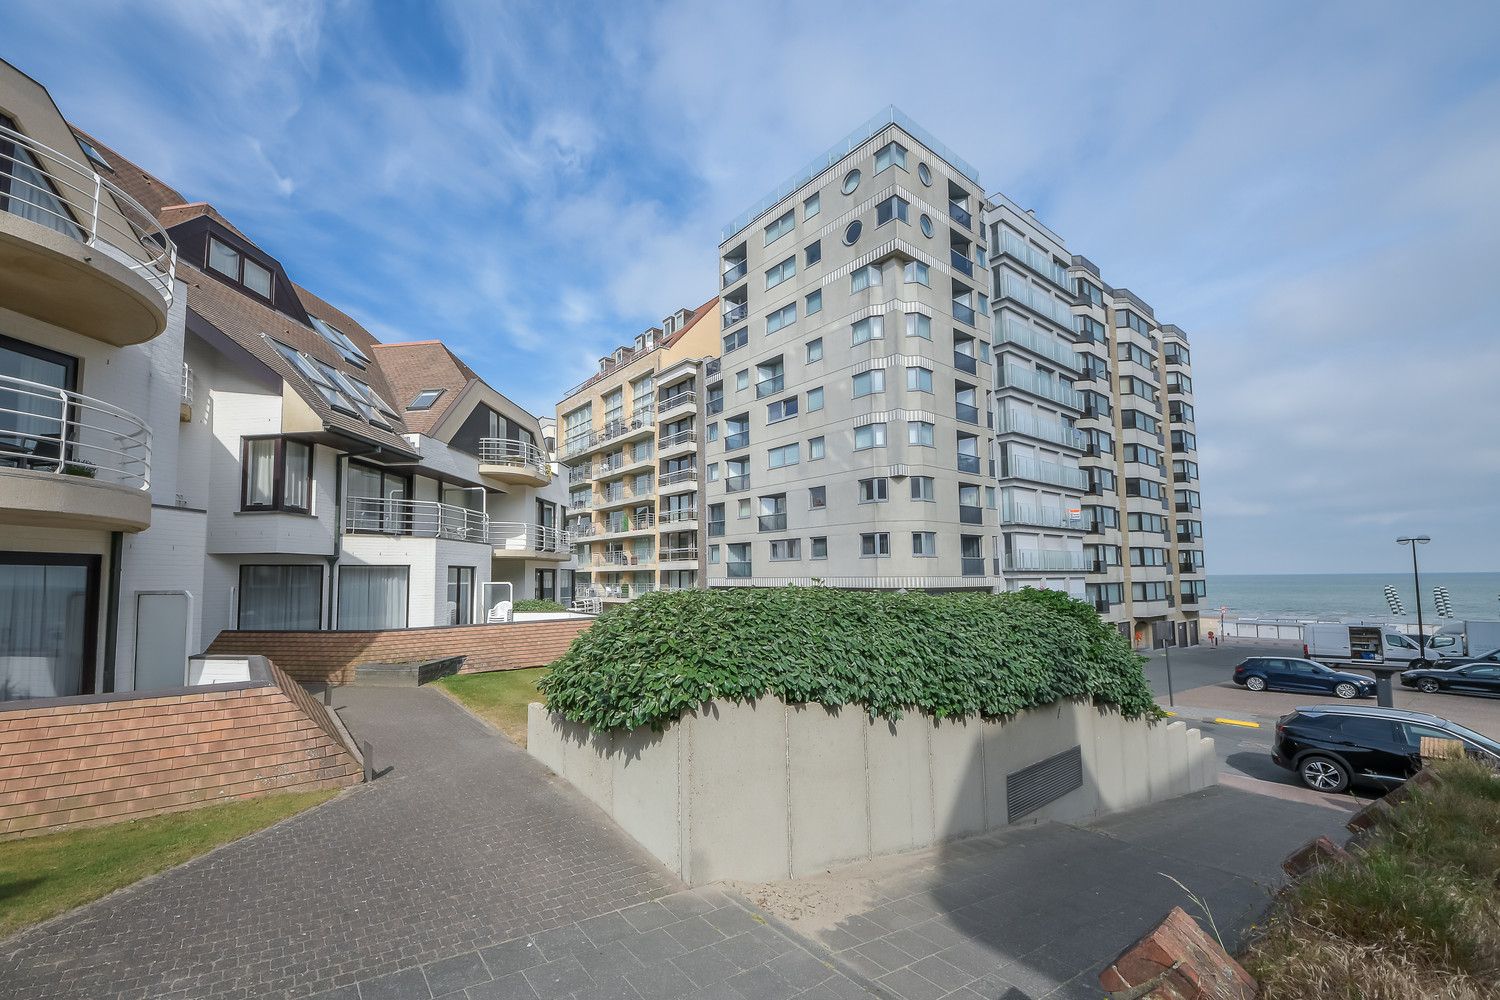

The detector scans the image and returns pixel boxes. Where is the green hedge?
[513,599,568,613]
[538,586,1154,731]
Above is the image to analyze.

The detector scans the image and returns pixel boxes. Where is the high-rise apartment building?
[556,303,717,606]
[1069,257,1206,646]
[707,109,999,590]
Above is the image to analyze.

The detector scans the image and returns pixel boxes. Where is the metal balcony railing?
[344,497,487,543]
[658,390,696,413]
[594,551,655,568]
[601,510,655,533]
[721,260,747,288]
[948,201,973,230]
[0,122,178,307]
[0,374,151,488]
[660,547,699,562]
[950,249,974,277]
[478,438,550,479]
[489,521,572,554]
[659,508,698,525]
[659,467,697,487]
[659,429,696,450]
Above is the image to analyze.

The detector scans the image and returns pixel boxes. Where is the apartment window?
[407,388,444,411]
[911,476,935,501]
[874,140,907,174]
[707,422,719,443]
[876,195,909,226]
[337,566,409,630]
[446,567,474,625]
[852,370,884,398]
[1172,430,1198,451]
[207,236,277,300]
[858,478,888,503]
[907,421,935,447]
[767,396,798,423]
[209,234,238,273]
[853,423,886,450]
[243,258,273,298]
[738,498,752,519]
[707,463,720,481]
[1132,581,1169,602]
[766,256,796,290]
[808,436,825,461]
[1117,342,1156,368]
[912,532,937,557]
[736,370,749,392]
[842,169,861,194]
[708,545,720,564]
[920,214,933,238]
[240,437,313,513]
[811,536,828,559]
[770,538,801,561]
[903,261,929,286]
[805,338,824,364]
[308,316,372,369]
[239,565,322,631]
[809,485,827,509]
[860,532,891,558]
[804,192,820,219]
[906,366,934,392]
[805,240,822,267]
[723,327,748,354]
[806,289,822,315]
[1116,309,1154,336]
[768,443,800,468]
[728,543,752,577]
[1075,278,1103,306]
[764,208,795,245]
[1123,443,1162,466]
[766,302,797,335]
[1130,547,1167,567]
[852,316,883,346]
[808,387,824,411]
[844,220,862,246]
[851,263,882,292]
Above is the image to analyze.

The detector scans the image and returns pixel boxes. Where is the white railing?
[994,408,1085,450]
[659,547,699,562]
[659,467,697,487]
[478,438,550,479]
[659,429,697,450]
[489,521,571,554]
[659,508,698,525]
[1004,550,1090,572]
[0,123,177,307]
[658,390,697,412]
[0,374,151,489]
[180,363,194,406]
[600,510,655,533]
[344,497,487,543]
[1000,501,1083,530]
[593,551,656,568]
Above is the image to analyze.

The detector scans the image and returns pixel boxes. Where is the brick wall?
[205,618,593,685]
[0,658,362,839]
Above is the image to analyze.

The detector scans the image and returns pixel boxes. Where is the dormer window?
[208,236,275,300]
[407,389,445,411]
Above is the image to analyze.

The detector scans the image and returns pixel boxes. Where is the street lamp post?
[1387,535,1431,708]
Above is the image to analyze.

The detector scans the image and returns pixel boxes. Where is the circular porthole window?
[843,220,862,246]
[920,214,933,238]
[918,162,932,186]
[842,169,861,195]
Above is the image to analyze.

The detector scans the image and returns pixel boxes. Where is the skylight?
[407,389,445,411]
[309,315,371,368]
[269,338,354,414]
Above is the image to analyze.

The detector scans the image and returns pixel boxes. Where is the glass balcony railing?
[721,303,748,328]
[949,202,973,229]
[949,249,974,277]
[997,365,1085,410]
[1004,550,1090,572]
[955,402,980,424]
[952,352,978,375]
[708,520,726,537]
[961,557,986,577]
[952,301,976,326]
[721,260,748,288]
[755,375,784,399]
[959,504,983,525]
[758,513,787,532]
[727,562,752,579]
[957,454,981,474]
[724,475,750,492]
[723,432,750,451]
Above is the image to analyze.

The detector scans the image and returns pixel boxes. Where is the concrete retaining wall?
[528,698,1217,885]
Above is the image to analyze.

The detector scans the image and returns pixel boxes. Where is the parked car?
[1272,704,1500,793]
[1232,656,1376,700]
[1432,647,1500,670]
[1400,660,1500,696]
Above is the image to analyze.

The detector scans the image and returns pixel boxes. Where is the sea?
[1207,572,1500,624]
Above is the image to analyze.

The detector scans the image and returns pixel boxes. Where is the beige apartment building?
[555,301,717,604]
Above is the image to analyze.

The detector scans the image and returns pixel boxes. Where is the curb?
[1161,705,1273,730]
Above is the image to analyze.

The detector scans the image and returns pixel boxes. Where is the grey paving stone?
[849,938,916,974]
[359,966,433,1000]
[714,933,784,972]
[569,978,643,1000]
[483,939,550,978]
[685,983,749,1000]
[905,957,972,993]
[580,912,641,948]
[424,952,493,996]
[672,943,745,987]
[724,965,799,1000]
[664,917,726,952]
[658,892,720,921]
[880,930,942,962]
[531,925,598,962]
[621,902,678,933]
[624,962,698,1000]
[765,949,832,988]
[624,927,690,965]
[467,972,541,1000]
[932,944,1005,981]
[571,940,645,984]
[523,957,596,1000]
[306,988,360,1000]
[874,969,947,1000]
[701,906,764,937]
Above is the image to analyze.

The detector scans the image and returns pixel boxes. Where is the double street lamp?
[1397,535,1431,654]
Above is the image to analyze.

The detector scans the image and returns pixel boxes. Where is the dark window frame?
[0,551,101,696]
[239,435,314,513]
[207,234,276,302]
[237,563,323,631]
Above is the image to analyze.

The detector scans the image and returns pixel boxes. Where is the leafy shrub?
[537,586,1154,731]
[514,599,567,613]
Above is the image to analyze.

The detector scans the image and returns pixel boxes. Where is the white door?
[134,591,191,691]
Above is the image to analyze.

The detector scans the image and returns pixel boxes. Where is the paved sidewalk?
[0,688,681,1000]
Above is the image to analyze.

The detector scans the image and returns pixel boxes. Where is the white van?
[1303,622,1428,667]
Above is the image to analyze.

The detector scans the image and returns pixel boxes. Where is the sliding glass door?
[238,564,322,630]
[337,565,409,630]
[0,553,99,700]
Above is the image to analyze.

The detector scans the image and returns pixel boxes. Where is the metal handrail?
[659,467,697,486]
[478,438,550,478]
[0,373,151,488]
[489,520,572,553]
[659,508,698,524]
[659,429,696,449]
[343,496,488,543]
[658,390,697,411]
[0,123,177,306]
[601,510,656,533]
[660,547,698,561]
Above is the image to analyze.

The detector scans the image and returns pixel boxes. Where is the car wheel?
[1245,676,1267,692]
[1418,678,1440,694]
[1335,682,1358,700]
[1299,755,1350,793]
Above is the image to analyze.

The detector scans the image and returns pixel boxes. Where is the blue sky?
[6,1,1498,575]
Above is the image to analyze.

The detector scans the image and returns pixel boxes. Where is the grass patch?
[435,667,549,745]
[0,789,335,937]
[1243,758,1500,998]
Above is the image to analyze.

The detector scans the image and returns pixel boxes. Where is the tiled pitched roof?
[664,296,718,349]
[158,202,252,241]
[369,341,477,436]
[564,296,719,398]
[66,125,186,220]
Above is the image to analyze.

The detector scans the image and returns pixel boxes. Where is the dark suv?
[1272,704,1500,793]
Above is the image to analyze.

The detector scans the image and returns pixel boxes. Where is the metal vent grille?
[1006,745,1083,823]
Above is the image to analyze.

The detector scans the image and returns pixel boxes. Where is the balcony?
[580,411,656,456]
[757,513,787,532]
[658,508,698,528]
[957,454,981,475]
[659,546,699,565]
[1093,599,1112,614]
[721,260,748,288]
[723,431,750,452]
[659,467,698,493]
[948,202,973,230]
[1001,502,1083,530]
[595,510,655,537]
[994,409,1086,451]
[722,303,748,329]
[0,375,153,532]
[180,363,194,421]
[659,428,697,456]
[961,557,986,577]
[706,397,725,416]
[1002,452,1089,490]
[997,365,1085,410]
[724,474,750,493]
[755,375,784,399]
[596,483,655,511]
[658,390,696,416]
[566,463,591,486]
[952,301,977,327]
[949,249,974,277]
[955,402,980,425]
[594,551,656,570]
[727,562,752,579]
[959,504,984,525]
[1179,560,1204,575]
[478,438,552,487]
[0,121,177,345]
[490,521,572,560]
[1003,550,1089,573]
[996,318,1083,372]
[952,351,978,375]
[707,520,725,537]
[344,497,488,544]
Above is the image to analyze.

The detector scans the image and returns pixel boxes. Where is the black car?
[1401,660,1500,696]
[1272,704,1500,793]
[1432,647,1500,670]
[1231,656,1376,700]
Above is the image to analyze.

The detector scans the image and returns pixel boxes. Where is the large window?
[239,564,322,631]
[447,566,474,625]
[0,334,77,474]
[0,553,100,699]
[338,565,409,630]
[241,437,313,512]
[207,236,275,300]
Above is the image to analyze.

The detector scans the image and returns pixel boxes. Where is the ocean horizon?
[1206,572,1500,624]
